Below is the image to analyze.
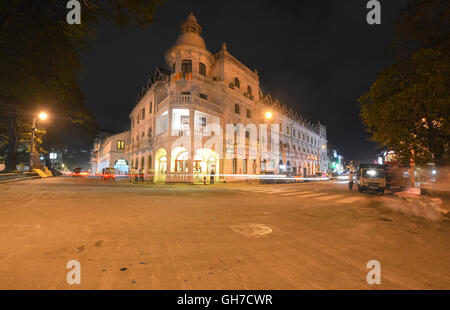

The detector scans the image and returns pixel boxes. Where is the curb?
[0,176,42,184]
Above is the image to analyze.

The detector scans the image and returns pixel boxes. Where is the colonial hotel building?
[125,13,327,183]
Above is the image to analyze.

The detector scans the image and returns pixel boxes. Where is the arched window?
[148,127,152,137]
[247,85,252,95]
[148,155,152,169]
[234,104,240,114]
[175,151,189,172]
[234,78,240,88]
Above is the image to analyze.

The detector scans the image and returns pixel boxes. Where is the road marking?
[315,194,344,201]
[337,196,364,204]
[294,192,328,198]
[279,191,316,196]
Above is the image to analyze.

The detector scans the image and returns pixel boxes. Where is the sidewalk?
[395,187,449,216]
[0,172,40,184]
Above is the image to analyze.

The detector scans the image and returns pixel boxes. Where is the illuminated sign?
[115,159,128,166]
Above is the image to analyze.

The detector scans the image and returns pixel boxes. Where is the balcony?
[171,94,221,113]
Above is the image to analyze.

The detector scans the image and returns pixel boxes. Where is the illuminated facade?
[90,131,130,175]
[127,13,327,183]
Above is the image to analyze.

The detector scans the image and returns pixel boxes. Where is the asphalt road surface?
[0,177,449,289]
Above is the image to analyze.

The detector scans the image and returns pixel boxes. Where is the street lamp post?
[29,112,48,171]
[318,144,326,172]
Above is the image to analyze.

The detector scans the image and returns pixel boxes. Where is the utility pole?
[29,112,48,172]
[29,118,37,172]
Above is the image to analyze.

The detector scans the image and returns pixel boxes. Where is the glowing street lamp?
[30,111,49,171]
[38,112,48,121]
[265,111,273,120]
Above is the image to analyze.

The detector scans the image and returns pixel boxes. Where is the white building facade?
[90,131,130,175]
[127,13,327,183]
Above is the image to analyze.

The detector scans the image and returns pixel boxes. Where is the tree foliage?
[359,0,449,166]
[0,0,164,171]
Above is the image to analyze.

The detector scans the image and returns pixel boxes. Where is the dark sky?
[80,0,410,162]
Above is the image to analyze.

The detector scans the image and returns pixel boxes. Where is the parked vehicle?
[101,167,116,181]
[356,163,386,195]
[385,163,410,190]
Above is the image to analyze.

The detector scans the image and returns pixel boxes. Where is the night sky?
[80,0,410,162]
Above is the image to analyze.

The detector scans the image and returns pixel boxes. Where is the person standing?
[210,169,215,184]
[349,171,354,190]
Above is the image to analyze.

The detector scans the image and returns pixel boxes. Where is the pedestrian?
[349,171,354,190]
[210,169,215,184]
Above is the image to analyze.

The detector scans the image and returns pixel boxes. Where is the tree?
[0,0,165,171]
[359,0,449,166]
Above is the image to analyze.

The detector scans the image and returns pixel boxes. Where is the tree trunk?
[5,115,18,172]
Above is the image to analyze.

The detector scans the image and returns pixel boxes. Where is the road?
[0,176,449,289]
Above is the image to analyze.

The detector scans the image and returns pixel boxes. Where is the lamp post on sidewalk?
[264,111,273,172]
[318,144,326,173]
[29,112,48,172]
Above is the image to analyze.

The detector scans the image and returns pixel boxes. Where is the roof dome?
[173,13,207,50]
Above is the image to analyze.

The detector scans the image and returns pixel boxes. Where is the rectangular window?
[246,109,251,118]
[199,93,208,100]
[141,108,145,120]
[199,116,207,128]
[199,63,206,76]
[235,104,240,114]
[252,160,257,173]
[181,60,192,76]
[149,102,153,114]
[181,115,189,129]
[243,159,247,173]
[232,158,237,174]
[117,140,125,150]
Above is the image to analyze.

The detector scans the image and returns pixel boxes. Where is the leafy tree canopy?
[359,0,449,166]
[0,0,165,171]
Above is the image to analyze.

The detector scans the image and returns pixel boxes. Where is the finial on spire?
[222,42,227,51]
[187,12,197,23]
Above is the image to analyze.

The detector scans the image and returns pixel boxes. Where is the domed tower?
[165,13,213,78]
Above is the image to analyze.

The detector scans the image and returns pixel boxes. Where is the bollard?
[204,177,206,185]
